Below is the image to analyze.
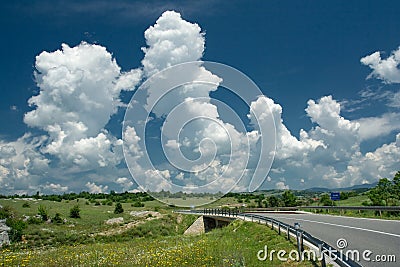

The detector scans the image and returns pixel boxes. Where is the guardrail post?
[296,231,303,260]
[278,222,281,235]
[287,226,290,240]
[318,243,326,267]
[251,215,253,222]
[271,220,274,230]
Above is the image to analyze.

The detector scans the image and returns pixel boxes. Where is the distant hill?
[304,181,378,193]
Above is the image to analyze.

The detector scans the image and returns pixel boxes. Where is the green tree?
[69,205,81,218]
[282,190,297,207]
[256,195,265,208]
[392,171,400,199]
[267,195,280,207]
[368,178,392,206]
[114,202,124,214]
[319,194,336,206]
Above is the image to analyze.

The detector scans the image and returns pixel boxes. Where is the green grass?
[0,197,322,266]
[0,198,180,249]
[336,195,370,206]
[0,220,319,267]
[302,195,400,220]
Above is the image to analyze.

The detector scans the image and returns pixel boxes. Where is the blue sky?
[0,0,399,195]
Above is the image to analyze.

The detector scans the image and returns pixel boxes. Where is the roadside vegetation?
[1,219,318,267]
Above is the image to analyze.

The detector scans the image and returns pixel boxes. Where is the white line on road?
[270,216,400,238]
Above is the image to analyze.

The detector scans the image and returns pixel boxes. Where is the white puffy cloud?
[43,183,68,193]
[0,134,49,194]
[357,113,400,140]
[23,42,141,170]
[361,47,400,83]
[85,182,109,194]
[275,181,289,190]
[256,94,400,189]
[141,10,204,76]
[115,177,134,192]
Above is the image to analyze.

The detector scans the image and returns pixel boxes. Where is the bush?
[38,205,49,221]
[27,216,42,225]
[114,202,124,214]
[22,202,30,208]
[69,205,81,218]
[0,206,13,219]
[132,201,144,207]
[6,218,27,242]
[53,213,63,224]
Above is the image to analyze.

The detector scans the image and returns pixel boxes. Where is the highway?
[251,212,400,267]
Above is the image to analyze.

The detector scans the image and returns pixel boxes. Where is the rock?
[0,219,11,247]
[130,211,161,218]
[105,217,124,225]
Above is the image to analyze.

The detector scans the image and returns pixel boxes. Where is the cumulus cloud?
[86,182,109,194]
[43,183,68,193]
[357,113,400,140]
[115,177,134,192]
[275,181,289,190]
[0,134,49,194]
[361,47,400,83]
[23,42,140,171]
[141,11,204,76]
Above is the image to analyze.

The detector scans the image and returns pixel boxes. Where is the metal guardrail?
[177,209,362,267]
[301,206,400,211]
[243,206,400,212]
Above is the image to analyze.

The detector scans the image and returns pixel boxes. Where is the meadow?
[1,220,318,267]
[0,197,320,266]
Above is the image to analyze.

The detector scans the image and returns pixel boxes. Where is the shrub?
[22,202,30,208]
[38,205,49,221]
[69,205,81,218]
[0,205,13,219]
[6,218,27,242]
[27,216,42,225]
[132,201,144,207]
[114,202,124,214]
[53,213,63,224]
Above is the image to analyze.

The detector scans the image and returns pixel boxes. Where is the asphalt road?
[251,212,400,267]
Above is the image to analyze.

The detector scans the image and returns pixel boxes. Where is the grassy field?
[302,195,400,220]
[1,220,319,267]
[0,197,323,266]
[335,195,370,206]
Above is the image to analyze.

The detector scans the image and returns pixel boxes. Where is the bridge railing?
[176,208,362,267]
